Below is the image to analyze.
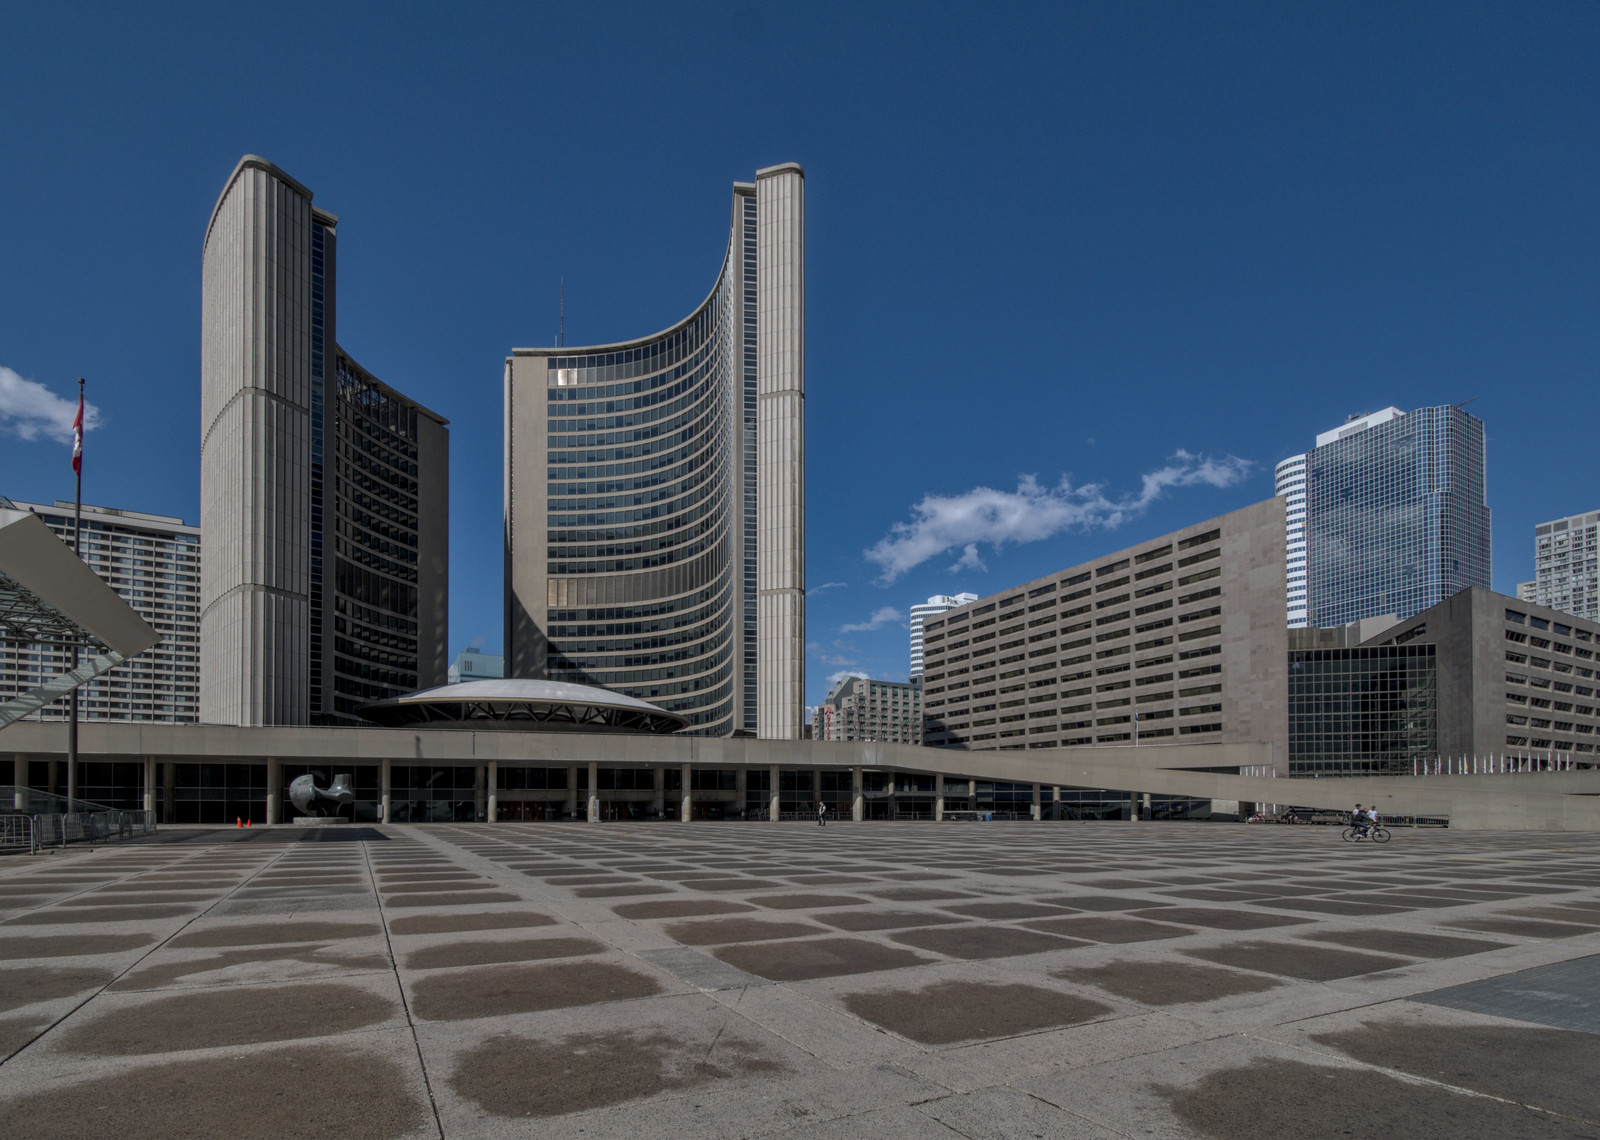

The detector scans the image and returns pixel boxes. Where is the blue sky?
[1,1,1596,713]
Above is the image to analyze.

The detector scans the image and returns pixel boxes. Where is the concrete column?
[265,758,281,825]
[380,759,392,824]
[769,764,780,821]
[487,760,498,823]
[935,774,945,822]
[652,768,665,819]
[1128,792,1139,821]
[1141,792,1152,821]
[588,761,600,823]
[735,768,747,819]
[852,766,863,822]
[1031,783,1041,822]
[566,766,578,820]
[143,756,155,814]
[680,763,692,823]
[1052,785,1061,822]
[813,769,822,820]
[13,754,26,811]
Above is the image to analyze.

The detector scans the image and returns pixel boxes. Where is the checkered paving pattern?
[0,822,1598,1137]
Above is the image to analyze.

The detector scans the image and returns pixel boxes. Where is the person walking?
[817,801,827,827]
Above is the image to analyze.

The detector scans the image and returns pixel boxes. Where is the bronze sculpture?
[288,772,354,818]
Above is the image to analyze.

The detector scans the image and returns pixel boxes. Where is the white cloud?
[0,366,102,443]
[865,451,1254,583]
[949,544,987,574]
[826,669,869,687]
[806,580,848,597]
[840,605,905,633]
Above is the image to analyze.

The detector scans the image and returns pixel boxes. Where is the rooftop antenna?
[1454,397,1477,409]
[559,279,565,348]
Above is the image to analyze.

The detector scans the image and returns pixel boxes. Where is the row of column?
[11,754,1139,824]
[487,763,874,824]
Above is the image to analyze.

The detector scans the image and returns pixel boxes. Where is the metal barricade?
[7,809,156,852]
[0,815,37,855]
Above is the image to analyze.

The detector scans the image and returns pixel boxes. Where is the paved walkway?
[0,822,1598,1138]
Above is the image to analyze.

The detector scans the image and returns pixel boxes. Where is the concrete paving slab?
[2,821,1600,1137]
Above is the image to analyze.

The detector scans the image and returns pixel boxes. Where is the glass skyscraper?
[1303,405,1490,628]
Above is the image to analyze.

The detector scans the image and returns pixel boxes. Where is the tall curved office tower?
[506,164,805,737]
[201,157,449,726]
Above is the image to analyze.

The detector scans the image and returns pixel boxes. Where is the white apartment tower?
[909,593,978,675]
[0,501,200,723]
[1531,510,1600,621]
[1274,454,1308,626]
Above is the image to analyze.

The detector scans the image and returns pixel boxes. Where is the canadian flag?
[71,393,83,475]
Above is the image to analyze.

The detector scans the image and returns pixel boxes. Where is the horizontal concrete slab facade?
[3,721,1598,831]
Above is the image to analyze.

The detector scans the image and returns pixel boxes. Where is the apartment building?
[0,500,199,723]
[816,674,922,744]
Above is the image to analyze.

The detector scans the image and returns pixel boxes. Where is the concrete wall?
[755,163,806,740]
[200,158,315,727]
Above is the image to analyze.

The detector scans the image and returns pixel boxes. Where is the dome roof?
[357,679,689,733]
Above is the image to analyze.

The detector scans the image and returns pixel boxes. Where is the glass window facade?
[1288,645,1437,775]
[531,191,760,736]
[1305,406,1491,627]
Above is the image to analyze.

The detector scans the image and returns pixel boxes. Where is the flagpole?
[67,378,83,812]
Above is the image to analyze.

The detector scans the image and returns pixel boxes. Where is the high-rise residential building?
[921,499,1288,764]
[0,501,199,723]
[909,593,978,676]
[201,156,450,727]
[1298,405,1490,628]
[505,164,805,738]
[447,647,504,684]
[815,674,922,744]
[1530,510,1600,622]
[1274,454,1308,626]
[1518,581,1538,602]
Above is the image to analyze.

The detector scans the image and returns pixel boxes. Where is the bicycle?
[1341,823,1391,843]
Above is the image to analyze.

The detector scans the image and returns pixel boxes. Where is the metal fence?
[2,810,156,853]
[0,814,37,855]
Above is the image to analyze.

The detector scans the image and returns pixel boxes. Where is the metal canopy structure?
[358,679,690,734]
[0,504,160,729]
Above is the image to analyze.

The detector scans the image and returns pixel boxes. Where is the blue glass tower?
[1304,405,1490,627]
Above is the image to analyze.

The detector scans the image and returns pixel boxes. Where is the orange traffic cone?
[235,817,242,828]
[245,819,252,827]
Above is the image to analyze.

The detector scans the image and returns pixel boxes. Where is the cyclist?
[1350,804,1369,837]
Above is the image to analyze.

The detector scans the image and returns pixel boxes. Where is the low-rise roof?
[357,679,688,734]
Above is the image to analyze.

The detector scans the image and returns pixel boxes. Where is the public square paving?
[0,822,1598,1139]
